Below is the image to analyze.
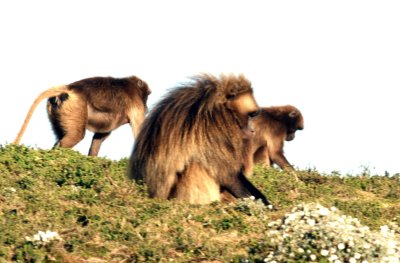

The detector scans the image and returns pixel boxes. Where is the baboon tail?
[13,85,69,144]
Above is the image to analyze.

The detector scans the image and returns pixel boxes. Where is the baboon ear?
[289,110,298,118]
[137,80,143,88]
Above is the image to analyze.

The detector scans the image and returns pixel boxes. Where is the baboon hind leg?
[88,132,111,156]
[48,94,87,150]
[174,163,220,204]
[253,146,271,168]
[53,123,86,149]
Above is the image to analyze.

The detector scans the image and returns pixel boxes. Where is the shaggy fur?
[129,74,270,205]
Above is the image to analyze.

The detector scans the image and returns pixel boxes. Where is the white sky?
[1,1,399,175]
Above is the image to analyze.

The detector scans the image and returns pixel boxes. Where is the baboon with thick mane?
[14,76,151,156]
[129,74,270,205]
[244,105,304,176]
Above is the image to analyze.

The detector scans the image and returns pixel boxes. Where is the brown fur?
[243,105,304,176]
[129,74,270,205]
[14,76,151,156]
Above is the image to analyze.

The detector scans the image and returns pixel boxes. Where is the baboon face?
[286,110,304,141]
[228,91,260,129]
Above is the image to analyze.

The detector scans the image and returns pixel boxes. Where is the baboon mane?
[130,74,252,184]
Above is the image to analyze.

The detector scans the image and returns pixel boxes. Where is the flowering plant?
[264,203,399,263]
[25,230,62,247]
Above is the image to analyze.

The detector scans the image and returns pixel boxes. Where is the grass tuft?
[0,144,399,262]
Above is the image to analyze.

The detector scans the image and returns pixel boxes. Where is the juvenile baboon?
[129,74,270,205]
[14,76,151,156]
[243,105,304,176]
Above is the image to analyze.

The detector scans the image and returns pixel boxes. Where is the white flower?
[321,249,329,257]
[310,254,317,261]
[387,240,397,249]
[385,256,400,263]
[349,258,357,263]
[25,230,62,245]
[307,218,316,226]
[318,206,330,216]
[329,254,338,261]
[381,225,389,236]
[284,213,296,224]
[338,243,345,250]
[354,253,361,259]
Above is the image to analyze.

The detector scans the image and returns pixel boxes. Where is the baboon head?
[285,107,304,141]
[222,74,260,130]
[131,76,152,110]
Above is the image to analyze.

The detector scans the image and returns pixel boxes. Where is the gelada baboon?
[243,105,304,176]
[14,76,151,156]
[129,74,270,205]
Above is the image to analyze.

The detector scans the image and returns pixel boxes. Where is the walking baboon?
[129,74,270,205]
[243,105,304,176]
[14,76,151,156]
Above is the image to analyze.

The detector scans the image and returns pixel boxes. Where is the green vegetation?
[0,144,399,262]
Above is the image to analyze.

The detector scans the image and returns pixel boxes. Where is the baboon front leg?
[270,150,293,170]
[146,170,178,200]
[223,173,271,206]
[88,132,111,156]
[271,151,299,181]
[128,107,146,138]
[54,128,86,150]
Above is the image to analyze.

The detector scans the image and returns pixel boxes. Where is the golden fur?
[14,76,151,156]
[129,74,270,205]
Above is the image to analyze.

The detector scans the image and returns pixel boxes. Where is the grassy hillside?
[0,144,399,262]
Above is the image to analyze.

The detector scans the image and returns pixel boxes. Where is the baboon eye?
[226,94,236,100]
[248,110,260,118]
